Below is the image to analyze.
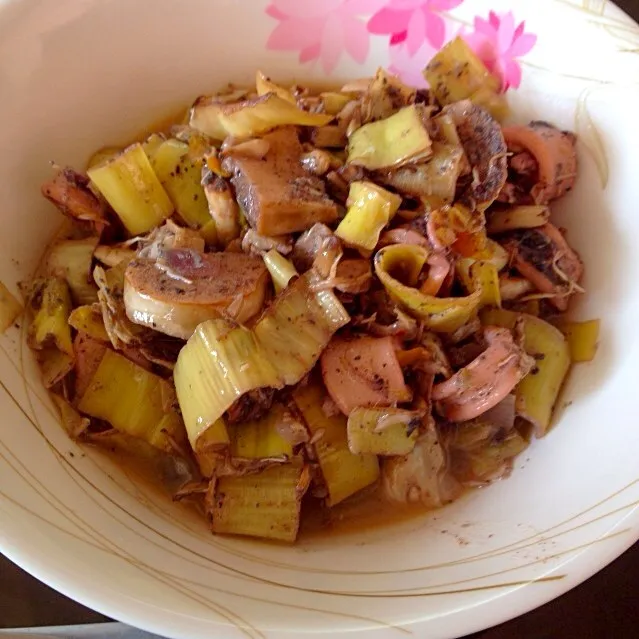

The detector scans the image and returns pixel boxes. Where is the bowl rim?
[1,1,639,637]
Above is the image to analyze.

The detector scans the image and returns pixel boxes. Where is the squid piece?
[42,167,108,231]
[501,121,578,205]
[432,326,535,422]
[503,223,584,311]
[321,335,411,416]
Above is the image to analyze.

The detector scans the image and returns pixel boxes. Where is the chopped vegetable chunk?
[88,143,173,235]
[294,383,380,507]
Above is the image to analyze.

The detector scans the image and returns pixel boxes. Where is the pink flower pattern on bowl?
[368,0,463,52]
[388,39,442,88]
[462,11,538,90]
[265,1,537,92]
[266,0,386,73]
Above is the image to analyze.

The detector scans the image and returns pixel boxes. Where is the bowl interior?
[2,1,639,638]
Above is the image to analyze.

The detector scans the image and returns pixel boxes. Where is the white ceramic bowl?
[2,1,639,637]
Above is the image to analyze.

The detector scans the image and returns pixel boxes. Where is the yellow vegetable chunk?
[486,206,550,234]
[141,133,166,159]
[347,408,420,456]
[335,181,402,252]
[229,404,295,460]
[86,146,121,171]
[481,308,571,436]
[29,278,74,356]
[88,143,173,235]
[175,319,281,449]
[211,462,310,542]
[263,250,298,293]
[451,426,529,484]
[294,383,380,507]
[375,244,483,333]
[457,259,502,308]
[94,245,136,268]
[194,417,231,478]
[360,68,416,123]
[46,237,99,306]
[425,37,508,120]
[175,271,349,451]
[190,93,332,140]
[554,319,600,363]
[68,304,110,342]
[378,142,464,203]
[320,92,352,115]
[78,349,186,452]
[255,71,296,104]
[148,139,211,228]
[347,105,433,170]
[253,272,351,386]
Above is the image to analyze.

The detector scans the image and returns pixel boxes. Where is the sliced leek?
[175,270,346,446]
[86,146,121,170]
[347,105,433,170]
[229,403,295,460]
[68,304,110,342]
[211,462,310,542]
[29,278,74,356]
[481,308,571,436]
[347,408,420,456]
[321,92,352,115]
[78,349,186,452]
[554,319,600,363]
[195,417,230,478]
[46,237,99,305]
[335,181,401,252]
[486,206,550,234]
[374,244,483,333]
[88,142,174,235]
[175,319,280,448]
[263,250,298,293]
[294,383,379,507]
[453,429,528,484]
[255,71,296,104]
[457,259,502,308]
[94,245,136,268]
[148,138,211,228]
[360,68,416,123]
[425,37,508,120]
[190,93,332,140]
[141,133,166,159]
[483,239,510,272]
[378,143,464,203]
[254,272,350,386]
